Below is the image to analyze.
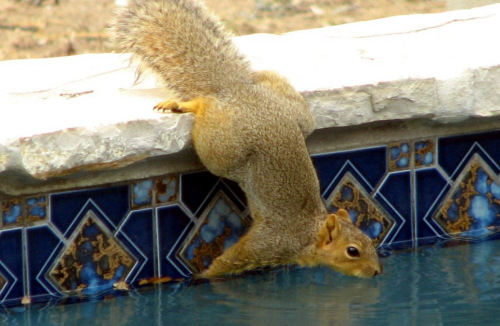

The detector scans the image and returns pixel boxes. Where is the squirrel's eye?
[346,246,360,258]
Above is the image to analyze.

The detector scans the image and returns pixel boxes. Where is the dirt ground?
[0,0,447,61]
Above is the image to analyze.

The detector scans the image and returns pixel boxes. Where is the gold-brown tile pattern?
[326,173,394,244]
[434,155,500,237]
[49,211,136,294]
[178,191,250,273]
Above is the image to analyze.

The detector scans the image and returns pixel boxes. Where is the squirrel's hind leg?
[153,97,213,115]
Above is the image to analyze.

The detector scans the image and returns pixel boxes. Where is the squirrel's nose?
[374,264,383,276]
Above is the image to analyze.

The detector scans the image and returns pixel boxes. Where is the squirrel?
[111,0,382,278]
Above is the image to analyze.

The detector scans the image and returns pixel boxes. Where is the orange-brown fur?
[111,0,382,278]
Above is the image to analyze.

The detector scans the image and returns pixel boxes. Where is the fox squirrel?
[111,0,382,278]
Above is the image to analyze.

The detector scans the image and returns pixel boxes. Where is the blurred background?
[0,0,498,60]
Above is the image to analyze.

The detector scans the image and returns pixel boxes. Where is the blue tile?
[476,130,500,166]
[0,228,24,304]
[51,186,129,236]
[194,179,247,219]
[414,140,435,167]
[178,191,250,273]
[48,210,136,296]
[155,175,179,204]
[438,130,500,178]
[375,171,412,245]
[1,199,22,226]
[389,142,410,170]
[433,155,500,239]
[324,173,394,245]
[180,171,219,215]
[131,180,154,208]
[116,209,155,284]
[25,226,63,298]
[312,146,387,195]
[415,168,449,239]
[157,205,193,278]
[26,196,47,222]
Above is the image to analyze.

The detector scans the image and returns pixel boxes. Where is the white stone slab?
[0,4,499,184]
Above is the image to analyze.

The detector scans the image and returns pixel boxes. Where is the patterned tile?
[178,191,250,273]
[157,205,193,278]
[26,196,47,222]
[375,171,411,245]
[415,168,450,240]
[325,173,394,245]
[389,142,411,171]
[48,210,136,295]
[50,186,129,237]
[0,273,5,296]
[180,171,221,216]
[116,210,155,284]
[131,179,154,208]
[1,199,23,226]
[2,128,500,309]
[0,228,23,303]
[438,130,500,179]
[434,154,500,238]
[25,226,63,299]
[155,175,178,204]
[313,147,387,195]
[414,140,435,167]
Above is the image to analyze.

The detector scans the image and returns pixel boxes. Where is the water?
[2,240,500,326]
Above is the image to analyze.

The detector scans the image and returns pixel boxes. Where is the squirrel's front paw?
[153,100,184,113]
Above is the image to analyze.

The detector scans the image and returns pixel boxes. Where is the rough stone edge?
[305,65,500,128]
[0,5,499,196]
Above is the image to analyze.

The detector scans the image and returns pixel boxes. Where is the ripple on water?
[3,240,500,325]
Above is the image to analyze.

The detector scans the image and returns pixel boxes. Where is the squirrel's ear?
[317,213,342,248]
[336,209,352,224]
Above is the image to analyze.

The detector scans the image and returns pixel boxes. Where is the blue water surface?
[2,240,500,326]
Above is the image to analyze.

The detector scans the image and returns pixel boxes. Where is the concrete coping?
[0,4,499,195]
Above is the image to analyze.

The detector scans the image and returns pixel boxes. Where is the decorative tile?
[50,186,129,237]
[313,147,387,195]
[157,205,193,278]
[415,168,450,240]
[155,175,178,204]
[375,171,411,245]
[116,210,155,284]
[26,196,47,222]
[325,173,394,245]
[180,171,221,216]
[0,228,24,303]
[414,140,435,167]
[131,180,154,208]
[25,226,63,299]
[438,130,500,179]
[389,142,411,170]
[2,128,500,309]
[434,154,500,238]
[178,191,251,273]
[1,199,23,226]
[48,210,136,295]
[0,273,5,296]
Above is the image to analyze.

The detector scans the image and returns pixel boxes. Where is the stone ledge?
[0,4,499,195]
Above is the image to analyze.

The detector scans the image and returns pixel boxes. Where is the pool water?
[2,240,500,325]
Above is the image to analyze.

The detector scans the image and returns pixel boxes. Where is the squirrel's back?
[111,0,252,100]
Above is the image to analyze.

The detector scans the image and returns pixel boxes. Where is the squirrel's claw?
[154,100,183,113]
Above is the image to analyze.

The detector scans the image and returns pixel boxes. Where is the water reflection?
[2,240,500,325]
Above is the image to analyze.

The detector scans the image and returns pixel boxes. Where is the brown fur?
[111,0,382,278]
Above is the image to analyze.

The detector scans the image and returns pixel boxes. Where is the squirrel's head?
[313,209,382,278]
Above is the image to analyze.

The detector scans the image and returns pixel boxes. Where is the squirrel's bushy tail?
[110,0,252,99]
